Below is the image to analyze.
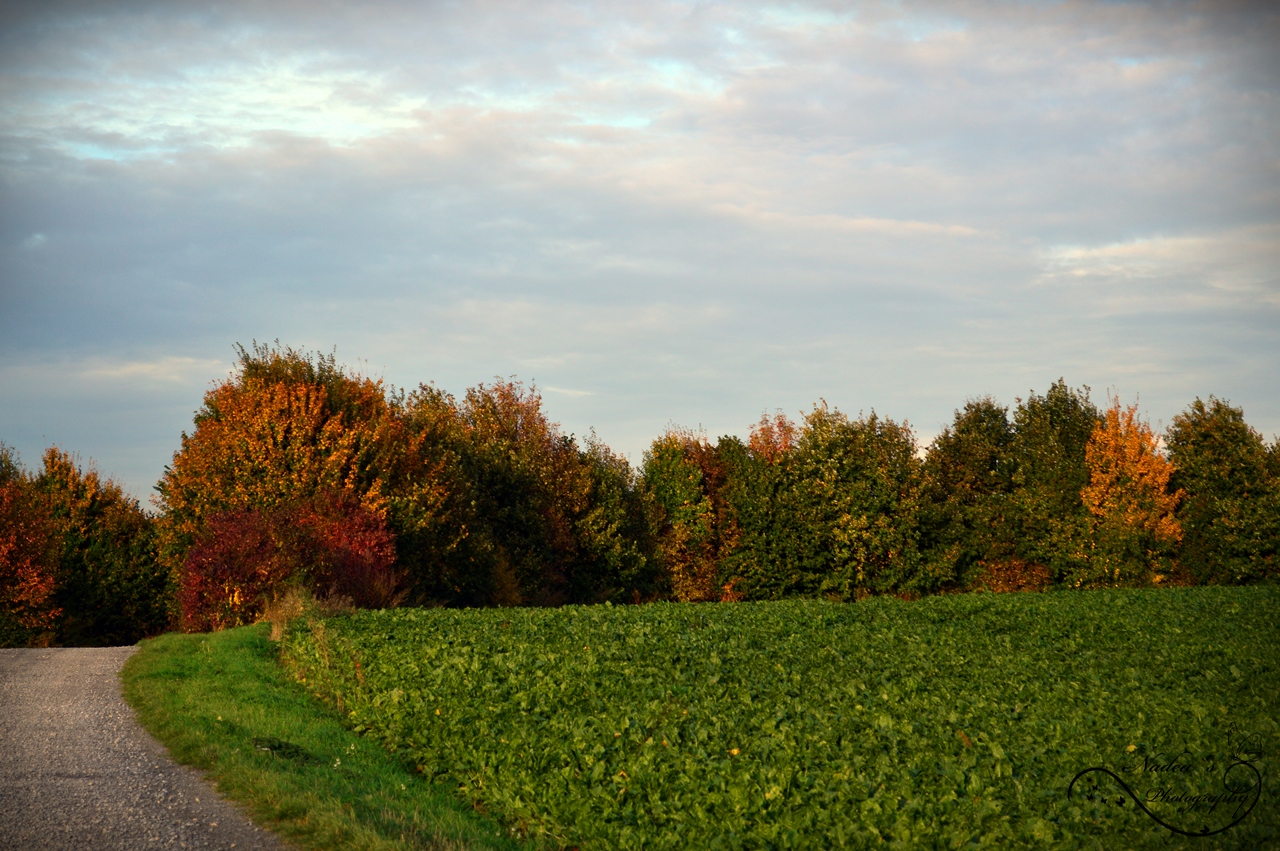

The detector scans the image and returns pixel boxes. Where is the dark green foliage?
[919,397,1016,586]
[574,434,662,603]
[1166,397,1280,584]
[284,589,1280,850]
[399,380,658,608]
[1001,380,1101,584]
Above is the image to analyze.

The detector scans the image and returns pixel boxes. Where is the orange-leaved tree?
[748,410,798,466]
[0,445,60,646]
[156,343,414,623]
[1080,397,1183,585]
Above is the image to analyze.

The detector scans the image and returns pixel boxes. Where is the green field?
[282,587,1280,849]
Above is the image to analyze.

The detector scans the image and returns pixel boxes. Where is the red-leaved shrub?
[291,492,401,610]
[179,490,401,632]
[179,507,290,632]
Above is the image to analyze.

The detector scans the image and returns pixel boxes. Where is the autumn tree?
[0,445,60,646]
[642,429,734,602]
[1165,397,1280,584]
[1079,398,1183,586]
[35,448,168,644]
[156,343,415,610]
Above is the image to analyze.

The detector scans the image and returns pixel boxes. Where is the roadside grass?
[121,623,533,851]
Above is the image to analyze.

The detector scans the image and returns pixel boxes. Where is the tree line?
[3,343,1277,645]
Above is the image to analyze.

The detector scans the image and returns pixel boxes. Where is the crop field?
[283,587,1279,849]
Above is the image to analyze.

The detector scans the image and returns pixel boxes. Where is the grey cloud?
[1,0,1277,497]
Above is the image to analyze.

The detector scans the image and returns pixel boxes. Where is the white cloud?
[1038,225,1280,313]
[78,356,228,384]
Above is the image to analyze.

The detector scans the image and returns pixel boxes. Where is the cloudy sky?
[2,0,1277,500]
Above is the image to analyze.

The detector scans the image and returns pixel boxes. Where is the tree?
[716,413,801,602]
[155,343,408,598]
[35,447,168,645]
[720,406,928,600]
[919,397,1016,588]
[1002,380,1100,586]
[1165,397,1280,584]
[1080,398,1182,586]
[406,379,658,607]
[0,445,60,646]
[641,429,732,602]
[786,406,927,598]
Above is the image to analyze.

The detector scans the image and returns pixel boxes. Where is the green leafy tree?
[1002,380,1100,585]
[722,406,928,600]
[920,397,1016,588]
[408,379,658,607]
[716,424,792,602]
[1166,397,1280,584]
[573,434,661,603]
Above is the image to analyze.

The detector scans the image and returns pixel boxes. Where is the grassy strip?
[121,622,532,851]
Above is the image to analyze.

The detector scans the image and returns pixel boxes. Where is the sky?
[1,0,1277,502]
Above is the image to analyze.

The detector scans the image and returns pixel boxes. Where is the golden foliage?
[156,372,402,579]
[1080,398,1183,584]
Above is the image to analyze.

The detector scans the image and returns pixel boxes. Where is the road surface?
[0,646,292,850]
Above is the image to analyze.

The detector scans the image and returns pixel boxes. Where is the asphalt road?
[0,646,292,851]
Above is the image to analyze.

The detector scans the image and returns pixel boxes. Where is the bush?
[179,491,401,632]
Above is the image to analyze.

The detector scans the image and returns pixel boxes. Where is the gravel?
[0,646,294,850]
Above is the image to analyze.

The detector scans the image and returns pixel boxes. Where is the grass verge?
[121,622,531,851]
